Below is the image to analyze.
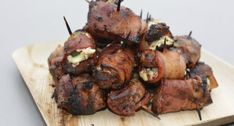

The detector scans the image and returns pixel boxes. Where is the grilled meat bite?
[139,19,174,51]
[188,62,218,90]
[152,77,212,114]
[107,79,149,116]
[95,43,135,89]
[174,35,201,68]
[139,49,186,83]
[145,20,173,42]
[63,31,96,75]
[55,74,106,115]
[87,1,147,43]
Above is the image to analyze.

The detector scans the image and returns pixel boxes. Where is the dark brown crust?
[55,74,106,115]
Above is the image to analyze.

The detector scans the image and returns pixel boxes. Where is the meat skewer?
[152,76,213,118]
[61,17,97,76]
[55,74,106,115]
[48,17,97,80]
[174,32,201,68]
[87,1,147,44]
[139,49,186,84]
[94,43,135,89]
[107,79,146,116]
[187,62,218,90]
[107,79,160,119]
[139,19,174,51]
[62,30,97,76]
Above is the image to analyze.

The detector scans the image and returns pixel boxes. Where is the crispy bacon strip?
[152,77,212,114]
[87,1,147,43]
[95,43,135,89]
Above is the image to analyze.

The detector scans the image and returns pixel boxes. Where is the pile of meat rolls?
[48,0,218,120]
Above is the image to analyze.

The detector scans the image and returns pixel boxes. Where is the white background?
[0,0,234,125]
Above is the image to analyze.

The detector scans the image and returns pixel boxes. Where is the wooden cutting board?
[12,42,234,126]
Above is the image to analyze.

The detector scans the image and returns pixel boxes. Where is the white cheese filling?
[139,68,158,81]
[149,36,174,50]
[67,47,96,67]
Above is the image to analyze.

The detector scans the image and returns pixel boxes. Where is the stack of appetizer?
[48,0,218,120]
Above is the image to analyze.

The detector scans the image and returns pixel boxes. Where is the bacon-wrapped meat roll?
[48,45,65,82]
[188,62,218,90]
[139,49,186,83]
[55,74,106,115]
[87,1,147,44]
[107,79,151,116]
[63,31,96,75]
[139,19,174,51]
[174,35,201,68]
[95,43,135,89]
[152,76,212,114]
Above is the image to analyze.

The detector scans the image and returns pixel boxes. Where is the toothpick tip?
[188,31,192,38]
[140,9,143,19]
[117,0,122,12]
[63,16,72,35]
[196,109,202,121]
[84,0,90,4]
[141,106,161,120]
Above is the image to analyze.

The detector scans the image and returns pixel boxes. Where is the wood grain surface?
[12,42,234,126]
